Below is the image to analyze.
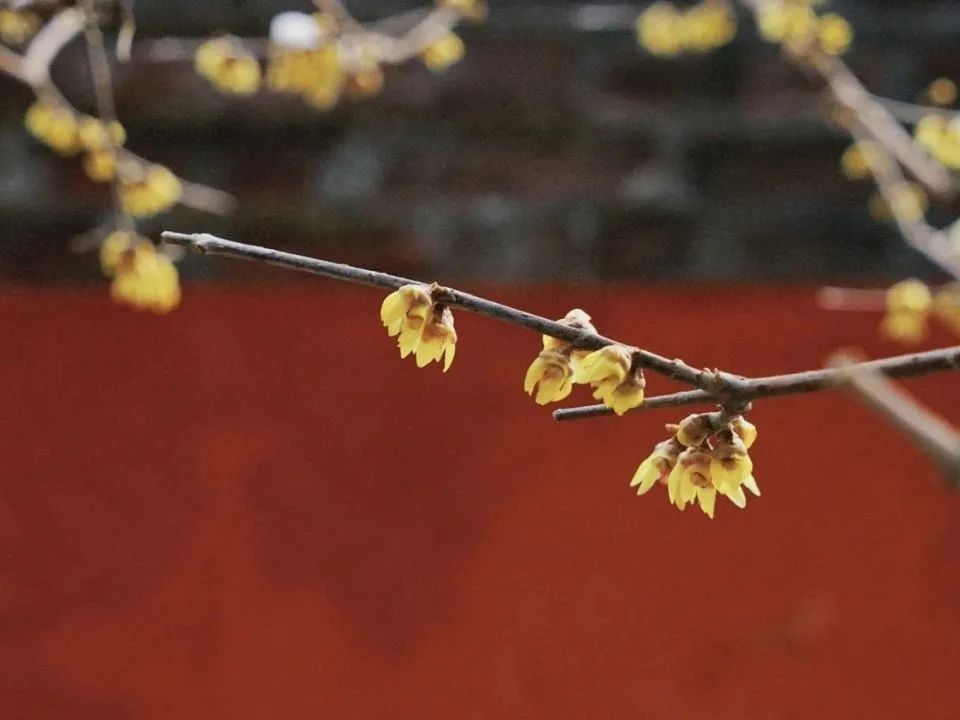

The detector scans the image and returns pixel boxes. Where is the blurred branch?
[847,121,960,279]
[738,0,954,200]
[830,350,960,484]
[159,231,715,389]
[873,96,960,126]
[21,6,84,87]
[0,10,237,218]
[817,287,887,312]
[555,346,960,420]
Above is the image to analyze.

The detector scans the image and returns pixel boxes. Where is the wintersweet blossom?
[635,414,760,518]
[380,285,457,371]
[101,233,181,314]
[195,38,263,95]
[575,344,645,416]
[524,349,574,405]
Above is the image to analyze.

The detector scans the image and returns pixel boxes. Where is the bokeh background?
[2,1,960,718]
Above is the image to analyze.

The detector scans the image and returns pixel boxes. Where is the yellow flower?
[100,230,133,275]
[380,285,456,370]
[414,307,457,371]
[439,0,488,22]
[76,116,126,151]
[267,43,345,109]
[679,2,737,53]
[636,2,684,58]
[730,415,757,449]
[840,141,878,180]
[887,279,932,314]
[757,4,815,46]
[83,150,117,182]
[24,101,79,155]
[196,37,262,95]
[933,283,960,333]
[575,344,645,416]
[106,235,181,314]
[119,164,183,218]
[816,13,852,56]
[0,10,40,45]
[880,311,927,343]
[381,284,432,338]
[668,448,715,517]
[631,437,682,495]
[524,349,574,405]
[880,279,931,343]
[710,434,753,494]
[927,78,957,107]
[421,32,465,72]
[674,413,713,447]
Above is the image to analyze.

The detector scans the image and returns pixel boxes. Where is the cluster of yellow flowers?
[195,37,262,95]
[100,232,181,314]
[632,414,759,519]
[756,1,852,56]
[523,310,646,415]
[25,101,124,157]
[118,163,183,218]
[380,285,457,370]
[880,279,960,344]
[24,100,181,218]
[636,1,737,58]
[0,9,40,46]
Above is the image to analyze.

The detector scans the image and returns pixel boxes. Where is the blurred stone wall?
[1,0,959,283]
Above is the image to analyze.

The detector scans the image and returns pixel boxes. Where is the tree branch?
[829,351,960,484]
[159,230,713,387]
[554,346,960,420]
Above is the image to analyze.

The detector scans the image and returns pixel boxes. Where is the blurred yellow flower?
[24,101,79,156]
[880,279,932,343]
[421,32,465,72]
[927,78,957,107]
[83,150,117,183]
[816,13,852,56]
[636,2,684,57]
[0,9,40,45]
[840,141,878,180]
[196,37,262,95]
[119,164,183,218]
[102,233,181,314]
[76,116,126,152]
[268,43,345,109]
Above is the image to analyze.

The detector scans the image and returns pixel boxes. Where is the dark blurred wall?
[1,0,960,282]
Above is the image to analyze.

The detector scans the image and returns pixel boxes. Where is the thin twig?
[555,346,960,420]
[159,231,712,387]
[830,350,960,484]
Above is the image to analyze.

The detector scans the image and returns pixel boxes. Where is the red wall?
[1,284,958,719]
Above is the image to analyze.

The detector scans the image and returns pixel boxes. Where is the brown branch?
[554,346,960,420]
[159,231,714,388]
[829,350,960,484]
[21,6,84,87]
